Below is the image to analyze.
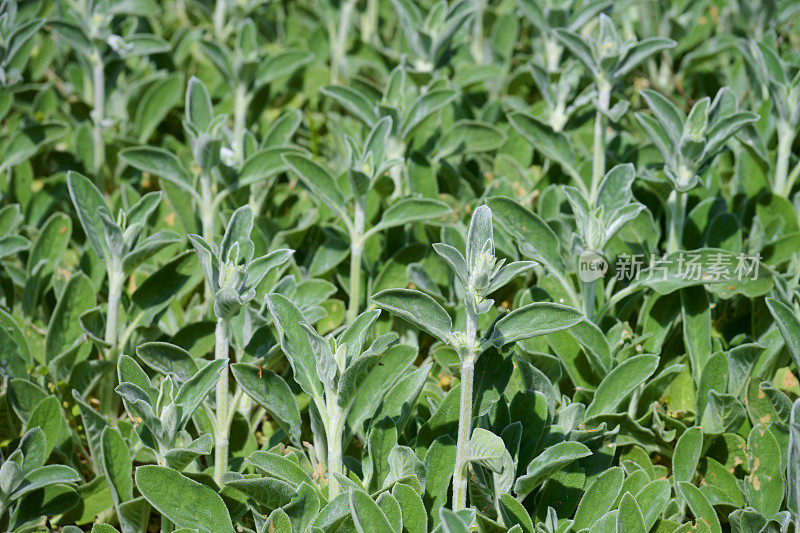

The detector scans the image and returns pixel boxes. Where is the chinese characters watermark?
[613,252,761,282]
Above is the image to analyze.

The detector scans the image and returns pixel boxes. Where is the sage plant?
[556,14,675,202]
[68,171,180,413]
[283,121,450,323]
[189,205,294,483]
[373,204,583,510]
[636,87,758,252]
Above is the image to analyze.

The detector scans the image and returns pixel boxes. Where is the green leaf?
[122,230,181,274]
[613,37,676,78]
[136,73,183,142]
[101,427,133,505]
[119,147,195,196]
[436,120,507,159]
[553,29,597,73]
[392,482,426,533]
[255,49,314,87]
[424,436,456,526]
[439,508,471,533]
[164,433,213,471]
[0,122,66,172]
[584,355,659,419]
[282,154,349,224]
[673,427,702,485]
[236,146,303,188]
[615,492,646,533]
[462,428,506,473]
[67,172,111,260]
[349,488,394,533]
[700,391,745,435]
[371,198,450,233]
[507,111,580,179]
[499,493,534,533]
[116,34,170,58]
[573,467,624,530]
[487,196,565,272]
[765,298,800,370]
[640,89,684,144]
[677,482,721,533]
[321,85,379,126]
[49,19,93,56]
[10,464,80,500]
[376,492,402,532]
[136,342,198,383]
[745,425,784,516]
[514,441,591,498]
[265,293,324,400]
[224,476,296,509]
[173,358,225,428]
[635,479,670,530]
[403,89,458,138]
[135,466,234,533]
[185,77,213,130]
[346,344,417,435]
[681,287,712,382]
[247,451,316,490]
[371,288,453,344]
[370,362,432,436]
[488,302,583,348]
[12,484,80,528]
[230,363,302,445]
[788,400,800,521]
[44,272,95,364]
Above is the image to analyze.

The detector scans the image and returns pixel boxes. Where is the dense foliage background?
[1,0,799,531]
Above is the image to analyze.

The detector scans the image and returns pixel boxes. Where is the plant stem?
[583,278,596,321]
[199,172,215,242]
[155,448,173,531]
[161,514,173,533]
[361,0,378,44]
[666,189,686,254]
[590,81,611,204]
[330,0,356,83]
[544,37,562,73]
[325,397,345,499]
[347,199,366,323]
[470,0,485,64]
[91,53,105,186]
[213,318,229,485]
[232,82,247,164]
[100,266,123,415]
[213,0,226,41]
[452,309,477,511]
[775,119,795,196]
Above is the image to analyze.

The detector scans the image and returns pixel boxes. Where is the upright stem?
[583,278,597,321]
[667,189,686,254]
[100,266,123,415]
[544,38,562,73]
[330,0,356,83]
[213,318,229,485]
[775,120,795,197]
[361,0,378,44]
[452,309,478,511]
[104,267,123,350]
[199,173,215,242]
[232,83,248,164]
[325,396,345,499]
[470,0,485,64]
[590,81,611,204]
[91,53,105,185]
[213,0,226,41]
[347,199,366,323]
